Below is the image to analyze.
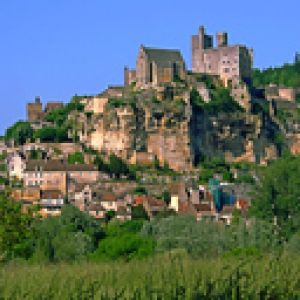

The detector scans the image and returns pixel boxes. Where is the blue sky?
[0,0,299,134]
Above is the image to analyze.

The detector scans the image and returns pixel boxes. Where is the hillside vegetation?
[253,62,300,88]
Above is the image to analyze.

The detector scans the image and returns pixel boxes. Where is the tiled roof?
[41,190,63,199]
[194,203,211,212]
[169,182,185,195]
[145,197,166,208]
[101,192,117,202]
[25,160,98,172]
[74,183,90,193]
[143,46,183,65]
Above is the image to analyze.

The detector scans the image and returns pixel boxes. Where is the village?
[0,25,299,225]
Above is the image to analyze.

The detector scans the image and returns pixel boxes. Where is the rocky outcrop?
[80,83,280,171]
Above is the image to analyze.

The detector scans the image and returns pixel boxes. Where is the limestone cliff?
[79,82,280,171]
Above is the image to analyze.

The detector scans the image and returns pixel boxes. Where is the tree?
[68,152,84,164]
[250,155,300,239]
[90,220,154,261]
[34,127,69,142]
[5,121,33,145]
[131,205,149,220]
[0,193,36,259]
[31,205,104,262]
[134,186,147,196]
[161,191,171,205]
[108,154,129,178]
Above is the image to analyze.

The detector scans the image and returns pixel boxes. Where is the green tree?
[108,154,129,178]
[34,127,69,142]
[91,220,154,261]
[31,205,104,262]
[0,193,36,260]
[250,155,300,239]
[131,205,149,221]
[161,191,171,205]
[5,121,33,146]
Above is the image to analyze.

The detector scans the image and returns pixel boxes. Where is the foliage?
[45,95,84,126]
[30,205,104,262]
[0,193,36,260]
[131,205,149,221]
[190,86,244,114]
[28,149,44,160]
[5,255,300,298]
[199,156,233,183]
[250,155,300,240]
[253,62,300,88]
[161,190,171,205]
[107,154,130,179]
[0,164,7,172]
[142,215,279,257]
[68,151,84,164]
[34,126,69,142]
[5,121,33,145]
[90,220,154,261]
[0,177,8,186]
[134,186,147,195]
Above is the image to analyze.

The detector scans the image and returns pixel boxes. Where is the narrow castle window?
[149,62,153,83]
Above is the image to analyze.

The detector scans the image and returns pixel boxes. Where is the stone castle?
[192,26,253,86]
[26,26,280,171]
[27,96,64,123]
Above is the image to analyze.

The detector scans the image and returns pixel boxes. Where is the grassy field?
[0,254,300,299]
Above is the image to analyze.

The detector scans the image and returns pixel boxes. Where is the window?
[149,62,153,83]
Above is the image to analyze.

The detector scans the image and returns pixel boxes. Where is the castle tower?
[27,96,43,123]
[217,32,228,47]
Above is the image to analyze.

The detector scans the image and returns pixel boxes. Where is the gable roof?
[142,46,184,65]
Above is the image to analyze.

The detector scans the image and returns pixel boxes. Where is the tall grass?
[0,253,300,299]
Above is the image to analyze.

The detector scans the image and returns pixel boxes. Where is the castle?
[192,26,253,87]
[124,26,253,89]
[27,97,64,123]
[25,26,280,171]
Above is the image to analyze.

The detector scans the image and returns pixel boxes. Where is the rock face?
[190,109,279,165]
[81,84,279,171]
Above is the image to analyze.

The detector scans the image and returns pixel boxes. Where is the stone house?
[192,26,253,86]
[11,187,41,204]
[7,152,26,180]
[88,203,106,219]
[116,206,132,221]
[142,196,166,219]
[39,190,64,217]
[69,183,93,211]
[169,182,188,212]
[23,160,99,195]
[125,45,186,87]
[99,192,118,212]
[265,84,296,102]
[192,202,216,221]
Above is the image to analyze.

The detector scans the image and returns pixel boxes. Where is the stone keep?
[192,26,253,86]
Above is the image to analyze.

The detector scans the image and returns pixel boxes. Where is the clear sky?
[0,0,299,135]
